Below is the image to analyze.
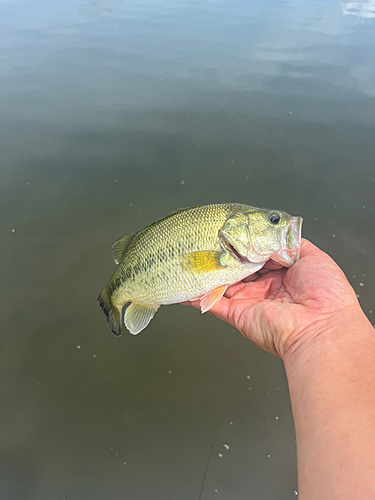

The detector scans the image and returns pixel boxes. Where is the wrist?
[283,304,374,367]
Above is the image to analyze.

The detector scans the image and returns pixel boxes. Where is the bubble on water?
[114,179,118,183]
[26,182,30,185]
[115,453,118,456]
[288,111,293,115]
[363,273,366,277]
[129,203,133,206]
[214,489,218,493]
[333,204,337,208]
[275,415,279,420]
[231,160,234,164]
[180,180,185,185]
[353,275,356,278]
[363,206,366,209]
[229,421,233,425]
[77,345,81,349]
[123,462,127,465]
[248,387,252,391]
[223,443,230,450]
[246,375,251,379]
[332,234,336,238]
[359,283,364,287]
[266,454,271,458]
[369,310,372,314]
[168,370,172,374]
[93,354,97,358]
[276,386,280,390]
[293,490,298,495]
[313,217,318,221]
[11,229,16,233]
[218,453,223,458]
[245,175,249,180]
[356,294,360,298]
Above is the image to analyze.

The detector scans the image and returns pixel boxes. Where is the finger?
[299,238,326,259]
[264,260,284,270]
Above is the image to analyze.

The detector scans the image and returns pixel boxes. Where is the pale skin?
[184,239,375,500]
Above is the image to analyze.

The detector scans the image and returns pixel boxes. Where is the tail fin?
[97,287,123,336]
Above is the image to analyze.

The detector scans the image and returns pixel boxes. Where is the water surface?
[1,0,375,498]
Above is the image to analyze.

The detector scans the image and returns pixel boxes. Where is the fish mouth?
[272,216,303,268]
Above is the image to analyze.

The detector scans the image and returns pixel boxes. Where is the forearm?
[284,309,375,500]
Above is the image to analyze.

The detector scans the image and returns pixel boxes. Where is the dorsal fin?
[111,233,136,264]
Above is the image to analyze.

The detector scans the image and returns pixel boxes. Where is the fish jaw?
[272,216,303,267]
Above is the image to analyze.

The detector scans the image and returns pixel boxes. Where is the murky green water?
[1,0,374,498]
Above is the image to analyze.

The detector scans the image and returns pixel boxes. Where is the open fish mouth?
[272,216,303,267]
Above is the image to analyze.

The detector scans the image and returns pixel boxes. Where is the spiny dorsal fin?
[111,233,136,265]
[182,251,225,274]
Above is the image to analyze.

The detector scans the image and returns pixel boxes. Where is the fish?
[98,203,302,336]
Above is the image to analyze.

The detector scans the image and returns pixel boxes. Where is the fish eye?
[268,212,281,225]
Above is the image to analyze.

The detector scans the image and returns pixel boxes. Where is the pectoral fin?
[182,251,225,274]
[200,285,228,313]
[124,303,160,335]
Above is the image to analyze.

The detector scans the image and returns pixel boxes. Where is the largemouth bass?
[98,203,302,336]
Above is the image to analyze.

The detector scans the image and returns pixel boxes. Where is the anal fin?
[200,285,227,314]
[124,303,160,335]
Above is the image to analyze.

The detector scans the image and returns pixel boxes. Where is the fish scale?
[98,203,302,336]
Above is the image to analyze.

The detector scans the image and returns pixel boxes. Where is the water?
[1,0,375,499]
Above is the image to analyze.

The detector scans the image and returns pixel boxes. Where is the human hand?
[184,239,362,359]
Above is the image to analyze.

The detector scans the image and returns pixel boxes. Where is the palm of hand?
[186,240,358,358]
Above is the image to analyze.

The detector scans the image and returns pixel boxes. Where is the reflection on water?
[1,0,374,498]
[342,1,375,18]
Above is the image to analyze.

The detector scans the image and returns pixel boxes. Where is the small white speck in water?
[363,273,366,277]
[276,386,280,390]
[266,454,271,458]
[333,204,337,208]
[114,179,118,183]
[168,370,172,374]
[93,354,97,358]
[275,416,279,420]
[369,310,372,314]
[123,462,127,465]
[353,275,356,278]
[223,443,229,450]
[129,203,133,206]
[180,180,185,185]
[214,489,218,493]
[11,229,16,233]
[248,387,252,390]
[26,182,30,185]
[115,453,118,456]
[313,217,318,221]
[288,111,293,115]
[229,421,233,425]
[332,234,336,238]
[363,206,366,209]
[246,375,251,379]
[359,283,364,287]
[293,489,298,495]
[357,294,360,298]
[218,453,223,458]
[245,175,249,180]
[77,345,81,349]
